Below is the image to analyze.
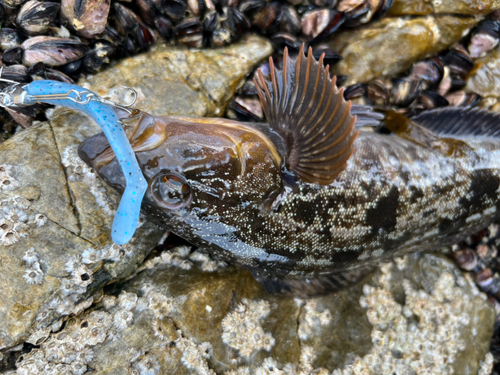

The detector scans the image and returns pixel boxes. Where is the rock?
[81,34,273,118]
[0,120,163,354]
[388,0,500,16]
[466,47,500,100]
[0,36,272,357]
[13,249,495,374]
[329,16,479,86]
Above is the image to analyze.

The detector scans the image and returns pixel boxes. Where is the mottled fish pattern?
[79,46,500,296]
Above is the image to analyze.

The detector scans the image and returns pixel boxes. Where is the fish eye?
[151,172,191,209]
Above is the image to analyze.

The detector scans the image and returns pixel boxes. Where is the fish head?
[78,111,284,234]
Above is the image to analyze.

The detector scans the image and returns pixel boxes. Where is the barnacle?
[113,309,134,330]
[64,254,82,273]
[22,246,39,265]
[176,336,215,375]
[0,164,21,191]
[25,328,51,346]
[33,213,47,226]
[189,250,227,272]
[23,261,44,285]
[117,291,138,311]
[81,247,102,264]
[132,353,161,375]
[297,300,332,341]
[221,298,275,358]
[101,295,117,310]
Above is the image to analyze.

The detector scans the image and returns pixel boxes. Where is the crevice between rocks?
[47,120,82,237]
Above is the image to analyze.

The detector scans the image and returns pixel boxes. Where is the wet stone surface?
[82,34,273,118]
[329,15,479,86]
[10,250,496,374]
[389,0,500,16]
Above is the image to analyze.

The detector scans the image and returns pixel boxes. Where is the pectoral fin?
[254,45,358,185]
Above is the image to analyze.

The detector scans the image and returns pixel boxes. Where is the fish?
[78,45,500,297]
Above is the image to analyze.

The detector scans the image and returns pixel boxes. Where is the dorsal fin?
[254,45,358,185]
[410,107,500,138]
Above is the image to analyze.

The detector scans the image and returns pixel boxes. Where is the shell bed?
[23,80,147,245]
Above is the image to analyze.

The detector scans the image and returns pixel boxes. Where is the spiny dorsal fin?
[411,107,500,138]
[254,45,358,185]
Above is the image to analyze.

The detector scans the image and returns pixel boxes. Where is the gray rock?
[13,249,495,374]
[81,34,273,118]
[329,16,479,86]
[0,35,273,359]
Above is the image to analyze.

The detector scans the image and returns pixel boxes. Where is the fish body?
[79,46,500,296]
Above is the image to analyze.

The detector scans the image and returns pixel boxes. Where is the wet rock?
[329,16,479,86]
[82,34,273,118]
[13,249,494,374]
[0,36,271,356]
[0,120,163,353]
[389,0,500,16]
[466,47,500,101]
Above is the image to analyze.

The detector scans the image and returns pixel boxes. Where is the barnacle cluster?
[332,261,494,374]
[138,245,227,273]
[0,164,20,191]
[22,247,43,285]
[221,298,275,359]
[0,196,31,246]
[15,303,134,374]
[297,300,332,341]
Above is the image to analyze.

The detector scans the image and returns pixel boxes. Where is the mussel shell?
[271,33,302,52]
[2,46,23,65]
[443,45,473,76]
[136,0,158,26]
[175,18,203,47]
[227,96,263,122]
[475,19,500,38]
[451,248,479,272]
[113,3,141,35]
[60,58,82,75]
[418,89,449,109]
[155,16,173,40]
[60,0,111,39]
[469,31,499,59]
[302,9,344,43]
[0,28,23,51]
[391,79,421,107]
[203,11,218,33]
[134,23,156,50]
[279,6,301,35]
[310,46,341,66]
[409,57,444,86]
[223,8,251,34]
[252,2,282,32]
[1,64,31,82]
[367,80,390,106]
[45,68,75,83]
[22,36,89,67]
[82,40,116,72]
[239,0,266,14]
[445,91,481,107]
[16,1,60,36]
[343,82,366,100]
[163,0,188,22]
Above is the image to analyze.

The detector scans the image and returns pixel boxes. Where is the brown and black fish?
[79,45,500,297]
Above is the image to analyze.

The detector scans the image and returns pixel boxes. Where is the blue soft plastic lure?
[3,80,147,245]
